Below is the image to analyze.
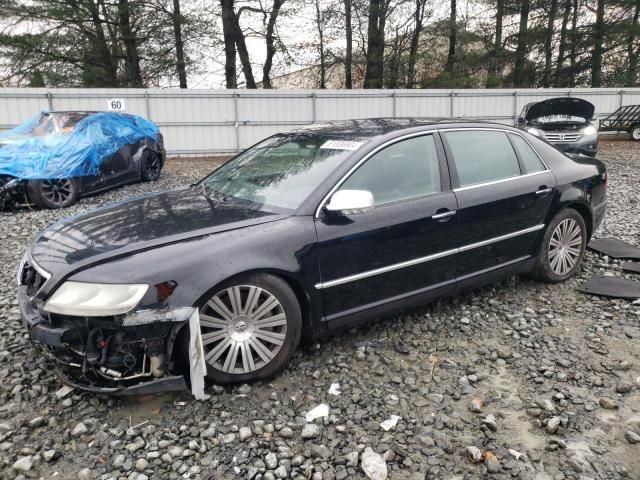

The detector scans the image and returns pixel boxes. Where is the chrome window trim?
[314,131,439,219]
[452,170,549,192]
[315,223,544,289]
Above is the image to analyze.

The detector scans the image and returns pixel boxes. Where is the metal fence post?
[233,91,240,152]
[144,91,151,119]
[513,91,518,125]
[450,91,454,118]
[47,91,53,111]
[311,92,317,124]
[620,89,624,109]
[392,91,397,117]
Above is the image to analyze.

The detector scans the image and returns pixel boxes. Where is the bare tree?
[543,0,558,87]
[591,0,605,86]
[172,0,187,88]
[363,0,390,88]
[445,0,456,73]
[627,0,640,86]
[344,0,353,88]
[262,0,287,88]
[220,0,237,88]
[407,0,428,88]
[513,0,530,86]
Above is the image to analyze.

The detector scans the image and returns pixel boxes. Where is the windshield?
[30,112,89,136]
[201,134,361,211]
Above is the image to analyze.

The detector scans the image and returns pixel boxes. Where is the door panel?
[315,193,459,319]
[454,171,555,277]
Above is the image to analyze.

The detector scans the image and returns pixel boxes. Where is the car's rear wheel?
[631,124,640,141]
[532,208,587,283]
[141,150,162,181]
[27,178,79,209]
[196,274,301,384]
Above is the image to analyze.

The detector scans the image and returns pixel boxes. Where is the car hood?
[525,97,595,123]
[30,186,288,274]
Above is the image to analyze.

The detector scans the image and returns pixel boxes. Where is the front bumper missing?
[19,286,207,398]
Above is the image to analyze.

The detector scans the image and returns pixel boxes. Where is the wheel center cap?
[230,315,254,341]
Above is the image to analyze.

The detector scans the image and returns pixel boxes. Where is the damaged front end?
[17,256,201,396]
[0,175,27,209]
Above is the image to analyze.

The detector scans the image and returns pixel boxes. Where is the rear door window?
[509,134,546,174]
[443,130,521,187]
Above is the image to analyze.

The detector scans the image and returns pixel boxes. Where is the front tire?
[196,274,302,384]
[532,208,587,283]
[631,124,640,141]
[27,178,79,209]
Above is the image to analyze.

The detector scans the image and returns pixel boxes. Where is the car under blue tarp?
[0,111,160,180]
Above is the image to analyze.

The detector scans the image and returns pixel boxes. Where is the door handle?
[535,187,553,197]
[432,210,457,220]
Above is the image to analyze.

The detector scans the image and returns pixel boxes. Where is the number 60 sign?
[107,98,126,111]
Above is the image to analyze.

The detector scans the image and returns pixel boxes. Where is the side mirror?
[325,190,374,215]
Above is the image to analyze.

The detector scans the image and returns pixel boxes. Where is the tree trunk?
[513,0,530,87]
[486,0,503,87]
[363,0,387,88]
[445,0,456,72]
[627,0,640,86]
[543,0,558,87]
[591,0,605,87]
[87,0,118,86]
[315,0,326,88]
[569,0,578,86]
[172,0,187,88]
[554,0,571,86]
[220,0,237,88]
[344,0,352,88]
[234,11,256,88]
[262,0,286,89]
[117,0,143,87]
[407,0,426,88]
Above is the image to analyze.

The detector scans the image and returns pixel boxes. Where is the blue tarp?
[0,111,159,180]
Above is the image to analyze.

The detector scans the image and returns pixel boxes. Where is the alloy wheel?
[144,154,161,179]
[41,179,74,206]
[548,218,583,277]
[199,285,287,374]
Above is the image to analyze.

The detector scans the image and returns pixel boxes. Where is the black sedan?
[18,119,607,394]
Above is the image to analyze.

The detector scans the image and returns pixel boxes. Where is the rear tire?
[194,274,302,384]
[531,208,587,283]
[141,150,162,181]
[27,178,79,209]
[631,124,640,141]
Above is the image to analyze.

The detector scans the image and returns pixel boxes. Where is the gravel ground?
[1,141,640,480]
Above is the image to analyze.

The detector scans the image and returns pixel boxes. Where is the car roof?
[285,117,516,140]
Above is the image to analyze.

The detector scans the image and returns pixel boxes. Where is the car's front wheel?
[27,178,79,209]
[196,274,302,384]
[532,208,587,283]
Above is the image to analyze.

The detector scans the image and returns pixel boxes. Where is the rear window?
[443,130,521,187]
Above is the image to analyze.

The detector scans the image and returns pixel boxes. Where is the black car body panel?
[17,119,607,394]
[517,98,599,157]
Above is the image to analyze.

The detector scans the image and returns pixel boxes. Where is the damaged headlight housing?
[43,281,149,317]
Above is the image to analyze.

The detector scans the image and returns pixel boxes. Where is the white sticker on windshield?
[320,140,363,151]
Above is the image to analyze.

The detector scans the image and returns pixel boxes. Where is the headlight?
[582,125,597,136]
[43,281,149,316]
[526,127,541,137]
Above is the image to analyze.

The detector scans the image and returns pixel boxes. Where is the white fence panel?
[0,87,638,155]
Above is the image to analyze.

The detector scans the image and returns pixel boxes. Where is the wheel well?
[566,203,593,240]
